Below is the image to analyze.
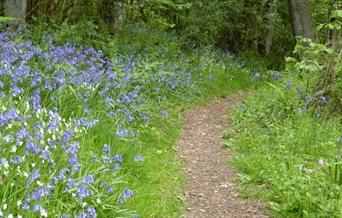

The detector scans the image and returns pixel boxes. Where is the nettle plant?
[286,10,342,118]
[285,10,342,188]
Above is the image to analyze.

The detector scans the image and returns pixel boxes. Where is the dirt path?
[177,92,268,218]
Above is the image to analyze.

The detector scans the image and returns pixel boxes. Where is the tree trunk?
[1,1,4,16]
[288,0,314,39]
[265,1,277,55]
[4,0,27,21]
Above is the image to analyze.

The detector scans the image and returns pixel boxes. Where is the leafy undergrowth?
[227,77,342,217]
[0,28,254,217]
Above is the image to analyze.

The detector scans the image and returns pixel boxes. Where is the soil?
[177,92,268,218]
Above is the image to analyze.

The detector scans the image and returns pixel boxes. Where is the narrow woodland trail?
[177,92,268,218]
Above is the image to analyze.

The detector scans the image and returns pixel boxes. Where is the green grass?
[113,50,255,217]
[0,23,258,217]
[125,111,184,217]
[226,82,342,217]
[118,52,255,217]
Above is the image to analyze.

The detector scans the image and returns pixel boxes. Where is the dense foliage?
[0,0,341,217]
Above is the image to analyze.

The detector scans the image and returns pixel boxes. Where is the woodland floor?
[177,92,268,218]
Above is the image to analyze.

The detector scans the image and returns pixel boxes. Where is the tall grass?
[227,78,342,217]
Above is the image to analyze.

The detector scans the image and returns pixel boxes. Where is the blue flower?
[117,129,128,137]
[68,156,81,172]
[114,154,123,163]
[41,151,51,160]
[10,155,23,164]
[35,132,43,140]
[16,128,29,139]
[300,103,309,113]
[62,130,73,143]
[160,110,169,117]
[92,155,98,163]
[66,142,80,154]
[77,185,92,199]
[32,187,48,200]
[83,174,94,184]
[75,213,87,218]
[102,144,111,153]
[69,155,78,165]
[113,164,120,171]
[86,207,97,217]
[105,186,113,193]
[57,168,69,180]
[134,154,144,162]
[22,201,30,210]
[30,170,40,182]
[66,179,76,191]
[119,188,134,203]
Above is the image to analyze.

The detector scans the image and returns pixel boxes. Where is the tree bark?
[265,1,277,55]
[4,0,27,21]
[1,1,4,16]
[288,0,314,39]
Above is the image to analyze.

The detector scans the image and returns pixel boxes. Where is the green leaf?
[332,10,342,19]
[0,16,17,23]
[325,48,334,54]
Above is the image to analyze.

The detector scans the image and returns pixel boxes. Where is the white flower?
[17,200,22,207]
[4,135,12,143]
[8,214,14,218]
[39,128,44,135]
[17,215,22,218]
[41,209,48,217]
[1,159,9,169]
[96,198,101,203]
[11,146,17,153]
